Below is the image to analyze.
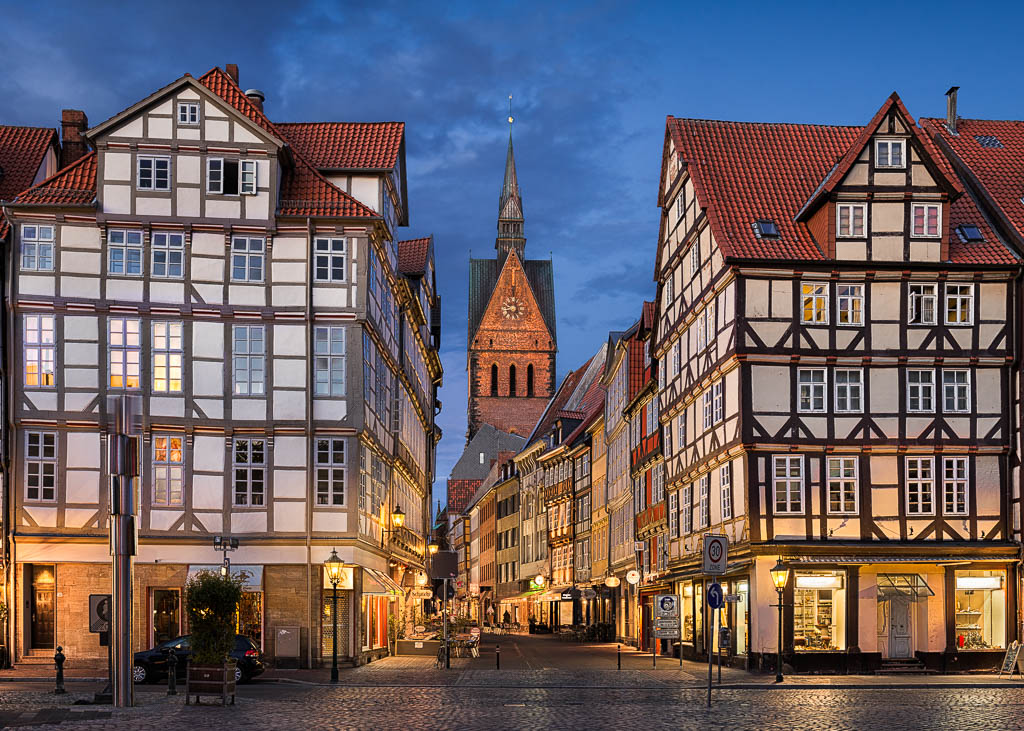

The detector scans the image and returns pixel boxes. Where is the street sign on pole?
[654,594,680,620]
[724,594,741,603]
[707,582,725,610]
[702,534,728,575]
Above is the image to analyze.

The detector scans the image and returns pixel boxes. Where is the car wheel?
[234,666,243,683]
[132,664,148,684]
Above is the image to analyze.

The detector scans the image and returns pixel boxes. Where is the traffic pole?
[706,581,713,708]
[617,644,621,670]
[717,607,722,684]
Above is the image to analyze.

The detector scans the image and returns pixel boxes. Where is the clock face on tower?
[502,296,526,320]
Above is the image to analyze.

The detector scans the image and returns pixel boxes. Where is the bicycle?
[435,639,450,669]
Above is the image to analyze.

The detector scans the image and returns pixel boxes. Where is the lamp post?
[324,548,344,684]
[381,505,406,548]
[769,558,790,683]
[214,536,239,577]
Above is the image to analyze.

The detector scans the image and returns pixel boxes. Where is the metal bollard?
[617,644,621,670]
[167,651,178,695]
[54,646,66,695]
[496,643,500,670]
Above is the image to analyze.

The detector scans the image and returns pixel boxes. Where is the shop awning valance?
[877,574,935,601]
[187,565,263,592]
[363,567,404,596]
[790,555,1007,565]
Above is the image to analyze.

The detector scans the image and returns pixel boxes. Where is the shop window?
[735,581,749,655]
[236,591,263,647]
[955,570,1006,650]
[793,572,846,652]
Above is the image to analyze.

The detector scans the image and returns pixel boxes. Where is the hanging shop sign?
[626,570,641,585]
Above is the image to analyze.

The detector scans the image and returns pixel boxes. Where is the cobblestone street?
[2,635,1023,729]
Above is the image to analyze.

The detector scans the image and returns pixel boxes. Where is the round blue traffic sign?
[707,582,724,609]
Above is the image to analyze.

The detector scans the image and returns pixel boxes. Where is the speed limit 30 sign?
[702,534,728,575]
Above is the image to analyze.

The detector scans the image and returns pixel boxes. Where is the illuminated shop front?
[793,571,846,652]
[954,570,1006,650]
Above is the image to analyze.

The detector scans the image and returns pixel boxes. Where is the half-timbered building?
[655,94,1020,672]
[2,65,441,668]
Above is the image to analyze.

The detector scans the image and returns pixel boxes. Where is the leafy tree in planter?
[185,570,246,665]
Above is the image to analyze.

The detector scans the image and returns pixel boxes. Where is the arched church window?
[527,364,535,397]
[490,364,498,396]
[509,364,517,397]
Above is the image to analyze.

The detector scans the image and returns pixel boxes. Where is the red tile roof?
[668,97,1013,265]
[197,67,281,139]
[627,338,646,400]
[278,152,380,218]
[277,122,404,170]
[923,117,1024,245]
[12,151,96,206]
[398,236,431,275]
[0,125,57,202]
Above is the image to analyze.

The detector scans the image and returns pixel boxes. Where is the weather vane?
[508,94,514,126]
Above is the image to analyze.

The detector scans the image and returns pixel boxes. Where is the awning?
[536,585,571,602]
[363,567,404,596]
[877,574,935,601]
[187,565,263,592]
[791,555,1009,565]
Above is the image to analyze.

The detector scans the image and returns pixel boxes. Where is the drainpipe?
[1,206,13,667]
[305,216,314,670]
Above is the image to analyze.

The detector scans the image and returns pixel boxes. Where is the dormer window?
[753,219,779,238]
[956,224,985,242]
[911,203,941,238]
[875,139,905,168]
[178,103,199,125]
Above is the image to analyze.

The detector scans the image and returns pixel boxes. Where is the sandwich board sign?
[703,534,728,576]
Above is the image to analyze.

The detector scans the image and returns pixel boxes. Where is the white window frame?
[207,158,224,194]
[681,484,693,534]
[152,435,184,507]
[942,456,968,516]
[720,464,732,520]
[177,102,199,125]
[665,271,675,304]
[233,325,266,396]
[905,456,935,516]
[137,156,170,191]
[944,283,974,326]
[836,203,866,238]
[240,160,258,195]
[909,283,938,325]
[876,139,906,169]
[837,283,864,326]
[231,236,265,282]
[233,437,266,507]
[107,229,144,276]
[668,491,679,538]
[689,242,700,277]
[797,368,827,413]
[25,431,57,502]
[698,474,710,528]
[24,314,56,389]
[834,368,864,414]
[702,389,714,430]
[151,232,184,279]
[773,455,804,514]
[152,321,184,393]
[942,369,970,413]
[801,282,828,324]
[108,317,141,390]
[827,456,858,514]
[907,369,935,413]
[911,203,941,238]
[20,224,54,272]
[314,237,347,282]
[315,436,346,506]
[712,380,724,424]
[314,325,346,396]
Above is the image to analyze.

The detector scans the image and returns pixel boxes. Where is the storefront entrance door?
[888,598,912,658]
[30,565,56,650]
[152,589,180,645]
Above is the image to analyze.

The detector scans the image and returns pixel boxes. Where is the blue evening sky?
[3,1,1023,510]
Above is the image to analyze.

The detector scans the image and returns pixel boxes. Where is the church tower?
[466,115,557,441]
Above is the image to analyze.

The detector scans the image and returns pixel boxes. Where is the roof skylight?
[753,219,780,238]
[974,135,1004,149]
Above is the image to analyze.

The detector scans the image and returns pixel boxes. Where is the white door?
[889,598,912,658]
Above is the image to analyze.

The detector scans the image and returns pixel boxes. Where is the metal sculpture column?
[109,396,140,707]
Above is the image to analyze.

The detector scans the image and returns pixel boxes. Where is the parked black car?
[132,634,264,684]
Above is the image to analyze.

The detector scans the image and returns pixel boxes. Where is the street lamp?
[770,558,790,683]
[381,505,407,548]
[214,536,239,576]
[324,548,344,684]
[428,541,439,556]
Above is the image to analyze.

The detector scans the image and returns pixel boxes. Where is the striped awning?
[363,567,404,596]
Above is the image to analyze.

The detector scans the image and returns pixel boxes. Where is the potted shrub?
[184,570,245,706]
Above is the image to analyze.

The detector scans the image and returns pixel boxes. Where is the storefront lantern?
[770,559,790,590]
[392,506,406,529]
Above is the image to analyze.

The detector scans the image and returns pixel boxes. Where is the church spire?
[497,96,525,262]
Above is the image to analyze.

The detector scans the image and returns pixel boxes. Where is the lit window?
[316,437,346,506]
[21,225,54,271]
[837,284,863,326]
[954,570,1006,649]
[912,203,941,237]
[24,314,56,388]
[233,325,265,395]
[108,230,143,275]
[942,369,970,413]
[801,283,828,324]
[945,284,973,325]
[153,435,184,506]
[152,321,184,393]
[794,571,847,652]
[907,369,935,413]
[314,326,346,396]
[137,156,170,191]
[943,457,968,516]
[233,438,266,507]
[837,204,866,237]
[827,457,858,514]
[834,369,863,413]
[314,238,347,281]
[231,237,265,282]
[773,455,804,514]
[25,431,57,502]
[151,232,184,278]
[909,283,938,325]
[906,457,934,515]
[178,103,199,125]
[876,139,905,168]
[108,317,141,389]
[797,368,826,413]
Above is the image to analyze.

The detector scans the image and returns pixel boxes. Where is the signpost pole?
[706,580,713,708]
[679,609,683,668]
[443,578,450,669]
[717,607,722,684]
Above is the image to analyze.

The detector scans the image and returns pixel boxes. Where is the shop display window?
[793,571,846,652]
[236,591,263,647]
[681,584,695,643]
[955,570,1006,650]
[735,581,749,655]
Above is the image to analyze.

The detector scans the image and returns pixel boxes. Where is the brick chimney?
[945,86,959,135]
[225,64,239,85]
[60,109,89,168]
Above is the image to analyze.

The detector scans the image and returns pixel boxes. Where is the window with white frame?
[698,473,710,528]
[909,283,938,325]
[25,431,56,502]
[20,224,54,271]
[233,325,265,395]
[681,484,693,534]
[945,284,973,325]
[665,271,675,303]
[704,302,716,348]
[911,203,941,237]
[834,369,863,413]
[712,380,724,424]
[653,463,665,503]
[668,491,679,538]
[797,368,826,413]
[108,317,141,389]
[314,238,347,281]
[231,237,265,282]
[137,156,170,191]
[906,457,934,515]
[674,190,685,221]
[676,412,686,447]
[942,369,970,413]
[152,435,184,506]
[314,326,345,396]
[24,314,55,388]
[773,455,804,514]
[107,229,143,275]
[689,242,700,277]
[315,437,345,505]
[837,284,864,326]
[827,456,858,514]
[720,464,732,520]
[702,389,714,429]
[663,421,673,457]
[671,339,680,376]
[207,158,242,195]
[152,321,183,393]
[801,282,828,324]
[240,160,257,195]
[177,102,199,125]
[151,232,184,278]
[233,438,266,507]
[837,204,866,237]
[907,369,935,412]
[875,139,905,168]
[943,457,968,516]
[697,312,707,350]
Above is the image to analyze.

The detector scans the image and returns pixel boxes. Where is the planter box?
[186,660,236,706]
[396,639,440,656]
